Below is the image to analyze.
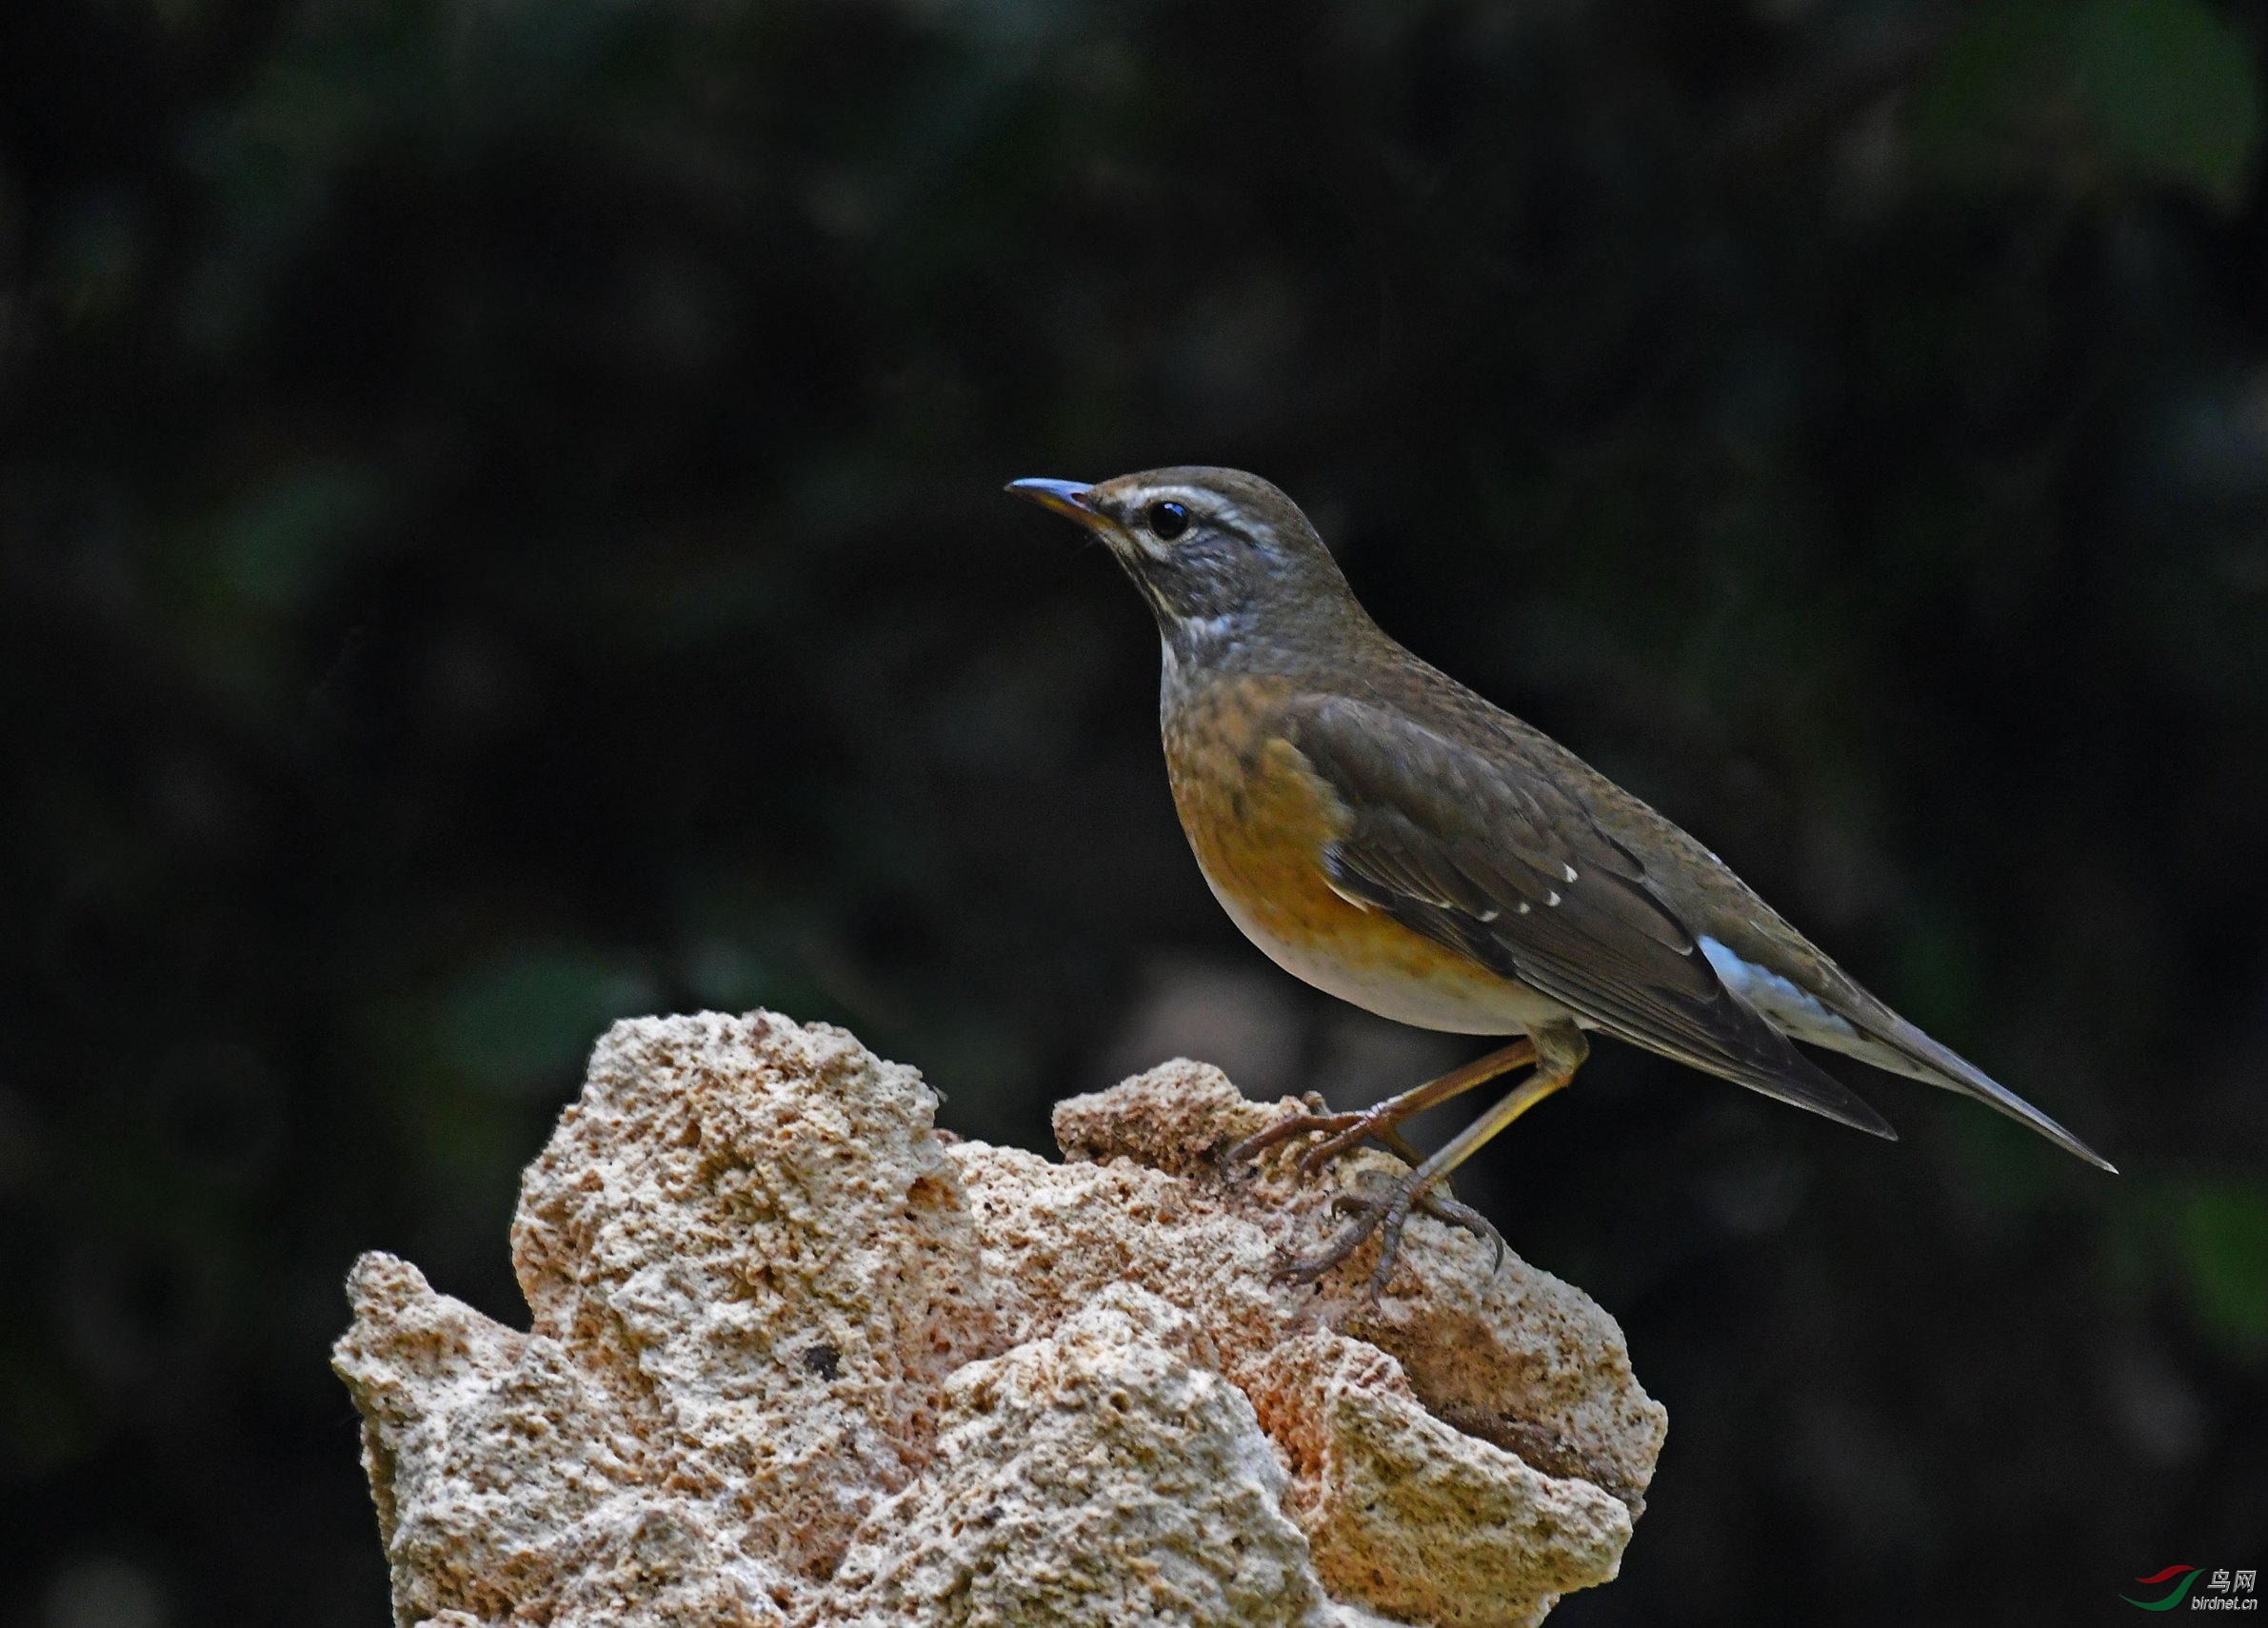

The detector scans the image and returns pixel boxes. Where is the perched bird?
[1009,467,2114,1294]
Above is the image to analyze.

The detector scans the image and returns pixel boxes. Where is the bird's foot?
[1273,1168,1506,1303]
[1218,1091,1429,1181]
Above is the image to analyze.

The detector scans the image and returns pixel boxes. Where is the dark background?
[4,0,2265,1623]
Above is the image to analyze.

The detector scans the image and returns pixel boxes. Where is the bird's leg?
[1278,1023,1588,1300]
[1406,1187,1507,1268]
[1368,1125,1490,1233]
[1217,1037,1536,1178]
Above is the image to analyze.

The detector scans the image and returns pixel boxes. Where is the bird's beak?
[1005,477,1103,526]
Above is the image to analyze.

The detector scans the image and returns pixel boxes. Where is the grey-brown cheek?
[1120,560,1179,625]
[1106,516,1172,564]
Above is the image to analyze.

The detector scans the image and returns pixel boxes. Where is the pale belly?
[1164,669,1582,1039]
[1197,863,1580,1037]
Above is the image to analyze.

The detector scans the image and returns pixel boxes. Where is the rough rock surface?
[335,1011,1666,1628]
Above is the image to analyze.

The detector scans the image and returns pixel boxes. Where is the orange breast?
[1162,676,1552,1034]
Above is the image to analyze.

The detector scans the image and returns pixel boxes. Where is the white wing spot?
[1545,890,1562,907]
[1562,864,1579,883]
[1517,903,1532,915]
[1479,908,1501,923]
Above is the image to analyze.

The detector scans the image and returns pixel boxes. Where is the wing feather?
[1291,696,1895,1141]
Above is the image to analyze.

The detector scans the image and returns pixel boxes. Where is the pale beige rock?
[335,1011,1665,1628]
[332,1254,789,1628]
[827,1285,1321,1627]
[970,1059,1663,1627]
[507,1012,996,1585]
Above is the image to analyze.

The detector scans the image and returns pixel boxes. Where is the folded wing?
[1288,695,1896,1141]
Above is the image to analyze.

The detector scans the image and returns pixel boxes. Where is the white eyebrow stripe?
[1122,486,1267,538]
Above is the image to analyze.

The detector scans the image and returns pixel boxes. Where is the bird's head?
[1007,466,1362,654]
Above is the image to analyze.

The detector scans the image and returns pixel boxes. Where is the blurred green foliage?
[3,0,2266,1623]
[2175,1179,2268,1358]
[1919,0,2264,205]
[433,944,659,1097]
[2077,0,2263,203]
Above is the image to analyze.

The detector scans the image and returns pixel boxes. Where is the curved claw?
[1228,1102,1455,1187]
[1225,1036,1542,1196]
[1271,1193,1387,1287]
[1220,1092,1443,1180]
[1293,1109,1425,1179]
[1218,1109,1367,1174]
[1271,1167,1507,1299]
[1416,1190,1506,1276]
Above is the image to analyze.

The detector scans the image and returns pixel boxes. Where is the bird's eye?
[1146,501,1191,541]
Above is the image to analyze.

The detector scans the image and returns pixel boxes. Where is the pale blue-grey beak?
[1005,477,1100,523]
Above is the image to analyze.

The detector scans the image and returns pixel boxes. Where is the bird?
[1008,466,2115,1295]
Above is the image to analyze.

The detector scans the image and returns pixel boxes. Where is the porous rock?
[335,1011,1665,1628]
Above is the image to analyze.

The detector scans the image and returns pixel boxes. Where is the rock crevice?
[334,1011,1666,1628]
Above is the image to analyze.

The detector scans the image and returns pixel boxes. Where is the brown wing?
[1288,695,1895,1140]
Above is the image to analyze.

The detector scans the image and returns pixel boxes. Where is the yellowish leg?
[1218,1037,1538,1175]
[1280,1022,1588,1299]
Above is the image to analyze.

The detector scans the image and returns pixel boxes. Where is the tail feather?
[1840,1014,2118,1173]
[1626,985,1899,1140]
[1698,1042,1900,1142]
[1695,935,2116,1171]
